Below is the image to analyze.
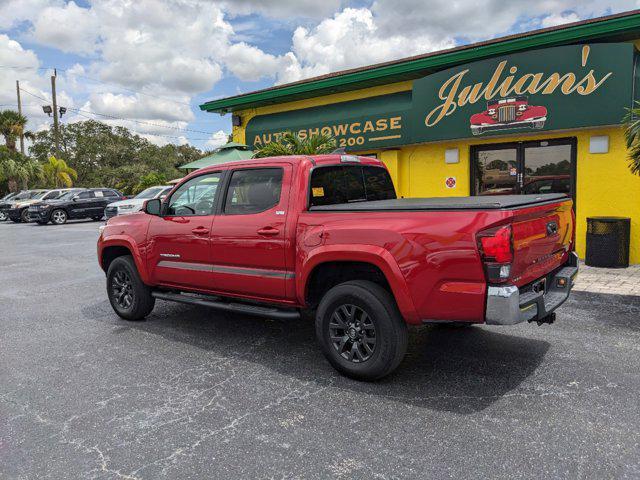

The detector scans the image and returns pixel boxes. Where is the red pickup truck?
[98,154,578,380]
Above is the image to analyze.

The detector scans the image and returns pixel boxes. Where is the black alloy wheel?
[329,304,376,363]
[315,280,408,381]
[20,208,30,222]
[111,270,134,310]
[106,255,155,321]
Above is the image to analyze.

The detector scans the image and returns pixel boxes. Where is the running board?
[151,291,300,320]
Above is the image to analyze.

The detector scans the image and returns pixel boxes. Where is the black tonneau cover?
[309,193,569,212]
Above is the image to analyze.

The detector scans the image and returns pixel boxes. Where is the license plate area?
[532,278,546,294]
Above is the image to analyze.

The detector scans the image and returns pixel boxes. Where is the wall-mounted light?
[445,148,459,164]
[589,135,609,154]
[232,114,242,127]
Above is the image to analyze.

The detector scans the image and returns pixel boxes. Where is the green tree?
[253,131,336,158]
[0,110,33,152]
[42,155,78,188]
[30,120,200,191]
[624,104,640,175]
[0,147,42,192]
[134,172,167,194]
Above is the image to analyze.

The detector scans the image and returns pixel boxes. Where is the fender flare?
[298,244,418,323]
[99,236,151,284]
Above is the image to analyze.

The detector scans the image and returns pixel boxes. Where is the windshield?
[56,190,81,201]
[1,193,16,201]
[33,191,50,200]
[134,187,165,199]
[12,191,32,200]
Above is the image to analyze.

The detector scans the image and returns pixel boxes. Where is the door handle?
[192,227,210,235]
[257,227,279,236]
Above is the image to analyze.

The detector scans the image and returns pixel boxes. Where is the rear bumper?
[485,252,578,325]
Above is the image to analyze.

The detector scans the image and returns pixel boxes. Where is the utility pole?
[51,68,60,156]
[16,80,24,155]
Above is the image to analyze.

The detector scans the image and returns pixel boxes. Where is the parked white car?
[104,186,172,219]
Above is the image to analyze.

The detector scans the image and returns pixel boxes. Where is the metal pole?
[16,80,24,155]
[51,70,59,156]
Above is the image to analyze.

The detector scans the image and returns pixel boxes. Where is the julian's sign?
[410,43,635,142]
[245,43,636,151]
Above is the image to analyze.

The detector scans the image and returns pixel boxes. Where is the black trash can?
[585,217,630,268]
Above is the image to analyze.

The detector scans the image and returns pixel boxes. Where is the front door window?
[472,138,575,200]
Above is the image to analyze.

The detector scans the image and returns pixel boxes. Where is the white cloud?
[205,130,229,149]
[222,0,343,20]
[541,12,582,28]
[0,0,58,30]
[31,1,99,55]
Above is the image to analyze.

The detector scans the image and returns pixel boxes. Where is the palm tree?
[42,156,78,188]
[253,131,337,158]
[0,147,42,192]
[0,110,33,152]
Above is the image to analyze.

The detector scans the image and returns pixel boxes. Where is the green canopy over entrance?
[179,141,253,170]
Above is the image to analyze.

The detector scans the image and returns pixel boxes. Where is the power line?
[19,87,215,135]
[1,64,194,107]
[68,111,212,142]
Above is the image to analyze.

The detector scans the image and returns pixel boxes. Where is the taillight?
[478,225,513,283]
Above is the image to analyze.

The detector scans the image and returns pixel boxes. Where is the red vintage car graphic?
[470,96,547,135]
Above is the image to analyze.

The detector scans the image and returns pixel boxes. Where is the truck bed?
[308,193,569,211]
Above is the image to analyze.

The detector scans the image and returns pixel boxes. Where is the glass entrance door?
[471,138,576,199]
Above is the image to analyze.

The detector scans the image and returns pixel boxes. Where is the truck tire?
[106,255,155,321]
[315,280,408,381]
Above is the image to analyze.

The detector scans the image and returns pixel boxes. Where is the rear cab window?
[309,165,396,207]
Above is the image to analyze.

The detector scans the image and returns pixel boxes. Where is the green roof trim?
[200,10,640,114]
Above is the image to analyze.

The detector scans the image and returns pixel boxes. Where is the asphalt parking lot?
[1,220,640,479]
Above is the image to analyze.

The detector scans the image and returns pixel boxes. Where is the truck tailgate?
[509,199,574,287]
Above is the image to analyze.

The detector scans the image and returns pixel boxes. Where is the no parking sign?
[445,176,456,189]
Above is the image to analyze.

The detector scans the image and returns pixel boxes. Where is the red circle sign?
[445,177,456,188]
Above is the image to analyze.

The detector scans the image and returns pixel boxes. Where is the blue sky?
[0,0,636,151]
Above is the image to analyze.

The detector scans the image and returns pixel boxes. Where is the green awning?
[179,142,253,170]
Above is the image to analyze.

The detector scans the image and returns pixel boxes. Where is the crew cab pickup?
[98,154,578,380]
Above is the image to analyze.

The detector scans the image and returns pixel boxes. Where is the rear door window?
[224,168,283,215]
[309,165,395,207]
[77,191,95,200]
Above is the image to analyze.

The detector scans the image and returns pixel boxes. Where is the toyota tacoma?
[98,154,578,380]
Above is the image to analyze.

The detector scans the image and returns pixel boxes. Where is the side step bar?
[151,291,300,320]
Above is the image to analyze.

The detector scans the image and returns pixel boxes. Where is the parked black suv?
[7,188,74,223]
[30,188,125,225]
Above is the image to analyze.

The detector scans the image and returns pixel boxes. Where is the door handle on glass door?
[257,227,279,236]
[192,227,210,235]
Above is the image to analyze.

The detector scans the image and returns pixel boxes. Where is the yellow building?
[201,11,640,263]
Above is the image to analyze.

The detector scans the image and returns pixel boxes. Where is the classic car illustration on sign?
[470,96,547,135]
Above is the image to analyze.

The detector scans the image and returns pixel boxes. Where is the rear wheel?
[20,208,30,223]
[315,280,408,381]
[0,211,6,221]
[107,255,155,321]
[51,209,67,225]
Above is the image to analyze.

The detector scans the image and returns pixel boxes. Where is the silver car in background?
[104,185,172,219]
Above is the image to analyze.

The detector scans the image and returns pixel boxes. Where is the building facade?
[201,11,640,263]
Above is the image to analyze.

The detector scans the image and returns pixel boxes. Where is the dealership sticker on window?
[312,187,325,197]
[445,177,456,189]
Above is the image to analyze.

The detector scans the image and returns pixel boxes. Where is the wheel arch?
[299,245,418,323]
[100,238,150,284]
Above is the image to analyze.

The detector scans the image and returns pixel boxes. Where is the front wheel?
[51,209,67,225]
[107,255,155,321]
[20,209,30,223]
[315,280,408,381]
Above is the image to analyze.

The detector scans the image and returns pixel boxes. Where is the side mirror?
[145,198,162,216]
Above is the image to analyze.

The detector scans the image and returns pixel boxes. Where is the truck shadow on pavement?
[88,299,550,414]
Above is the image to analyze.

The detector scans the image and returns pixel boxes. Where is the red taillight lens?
[479,225,513,263]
